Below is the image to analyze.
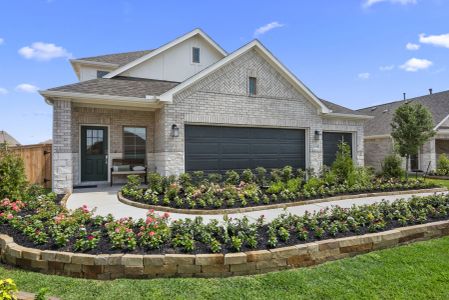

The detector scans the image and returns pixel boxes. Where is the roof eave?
[323,112,374,120]
[39,90,163,108]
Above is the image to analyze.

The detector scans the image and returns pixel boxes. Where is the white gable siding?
[79,66,114,81]
[121,35,223,82]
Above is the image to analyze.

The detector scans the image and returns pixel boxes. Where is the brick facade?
[52,50,365,192]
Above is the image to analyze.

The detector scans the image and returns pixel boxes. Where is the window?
[97,70,109,78]
[123,127,146,160]
[192,47,200,63]
[249,77,257,95]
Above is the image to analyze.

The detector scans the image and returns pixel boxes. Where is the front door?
[81,126,108,182]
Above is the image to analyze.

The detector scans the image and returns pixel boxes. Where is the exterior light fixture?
[314,130,321,140]
[171,124,179,137]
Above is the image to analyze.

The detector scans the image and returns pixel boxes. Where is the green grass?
[426,177,449,189]
[2,237,449,300]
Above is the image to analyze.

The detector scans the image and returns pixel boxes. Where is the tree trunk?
[405,154,409,179]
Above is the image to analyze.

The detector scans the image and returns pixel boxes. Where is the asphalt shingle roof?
[48,77,179,98]
[357,90,449,136]
[0,131,20,146]
[320,99,367,115]
[76,50,153,66]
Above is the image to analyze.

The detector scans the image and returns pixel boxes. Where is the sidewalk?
[67,186,447,223]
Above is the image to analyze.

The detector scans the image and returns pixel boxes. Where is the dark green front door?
[81,126,108,181]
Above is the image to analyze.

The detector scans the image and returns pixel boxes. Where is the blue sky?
[1,0,448,144]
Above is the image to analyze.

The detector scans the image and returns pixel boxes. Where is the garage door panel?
[323,132,352,167]
[185,125,306,173]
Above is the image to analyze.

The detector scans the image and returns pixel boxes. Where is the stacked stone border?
[1,220,448,279]
[117,188,446,215]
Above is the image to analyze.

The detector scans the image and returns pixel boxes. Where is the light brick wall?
[154,49,365,175]
[52,99,74,194]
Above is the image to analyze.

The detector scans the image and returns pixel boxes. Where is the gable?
[121,34,223,82]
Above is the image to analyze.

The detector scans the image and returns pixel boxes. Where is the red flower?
[87,235,94,241]
[149,231,155,236]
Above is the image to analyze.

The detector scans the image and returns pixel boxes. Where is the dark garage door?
[323,132,353,167]
[185,125,306,173]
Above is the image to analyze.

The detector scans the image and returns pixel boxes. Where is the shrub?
[331,141,354,183]
[303,177,323,193]
[147,172,163,193]
[270,168,283,182]
[281,166,293,182]
[255,167,267,185]
[0,278,18,299]
[178,173,192,188]
[436,153,449,176]
[225,170,240,185]
[0,147,27,199]
[192,171,205,184]
[241,169,255,183]
[347,167,374,187]
[382,154,404,178]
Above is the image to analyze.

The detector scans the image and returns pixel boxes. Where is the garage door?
[323,132,353,167]
[185,125,306,173]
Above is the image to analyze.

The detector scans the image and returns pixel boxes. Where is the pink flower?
[149,231,155,237]
[87,235,94,241]
[163,212,170,219]
[115,228,120,233]
[6,213,13,220]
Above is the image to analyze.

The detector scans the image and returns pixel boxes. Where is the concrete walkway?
[67,185,447,223]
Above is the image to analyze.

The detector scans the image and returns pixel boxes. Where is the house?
[40,29,371,193]
[0,131,20,147]
[358,90,449,172]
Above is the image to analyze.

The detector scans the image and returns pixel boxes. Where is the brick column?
[52,99,73,194]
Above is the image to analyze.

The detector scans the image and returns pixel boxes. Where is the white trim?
[79,124,111,184]
[434,114,449,131]
[104,29,227,79]
[159,40,331,113]
[40,90,163,108]
[323,112,373,120]
[69,60,118,80]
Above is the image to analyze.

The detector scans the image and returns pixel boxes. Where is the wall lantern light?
[171,124,179,137]
[314,130,321,140]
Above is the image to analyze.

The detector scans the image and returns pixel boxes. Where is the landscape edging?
[1,220,448,280]
[116,188,447,215]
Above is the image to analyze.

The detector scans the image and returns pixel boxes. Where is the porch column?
[420,139,436,172]
[52,99,73,194]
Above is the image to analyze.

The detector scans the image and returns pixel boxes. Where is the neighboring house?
[0,130,20,147]
[40,29,371,193]
[358,90,449,172]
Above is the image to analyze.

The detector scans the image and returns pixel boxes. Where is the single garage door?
[185,125,306,173]
[323,132,353,167]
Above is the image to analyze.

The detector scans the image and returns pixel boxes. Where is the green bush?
[0,147,27,199]
[303,177,323,193]
[207,173,222,183]
[241,169,255,183]
[147,172,163,193]
[436,153,449,176]
[225,170,240,185]
[382,154,404,178]
[347,167,374,187]
[331,141,354,183]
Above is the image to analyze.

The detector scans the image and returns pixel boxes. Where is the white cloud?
[379,65,395,71]
[254,22,285,37]
[363,0,416,8]
[15,83,39,93]
[358,72,371,80]
[0,38,4,45]
[406,42,420,50]
[419,33,449,48]
[0,87,8,95]
[18,42,72,61]
[400,58,433,72]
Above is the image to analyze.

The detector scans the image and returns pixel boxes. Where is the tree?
[391,103,435,177]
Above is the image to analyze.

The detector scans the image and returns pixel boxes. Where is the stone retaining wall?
[1,220,448,279]
[117,188,447,215]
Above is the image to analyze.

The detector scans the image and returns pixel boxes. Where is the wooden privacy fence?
[9,144,52,188]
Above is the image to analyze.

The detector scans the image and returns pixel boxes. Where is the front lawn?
[2,236,449,300]
[426,177,449,189]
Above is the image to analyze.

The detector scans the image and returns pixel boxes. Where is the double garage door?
[185,125,306,173]
[185,125,353,173]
